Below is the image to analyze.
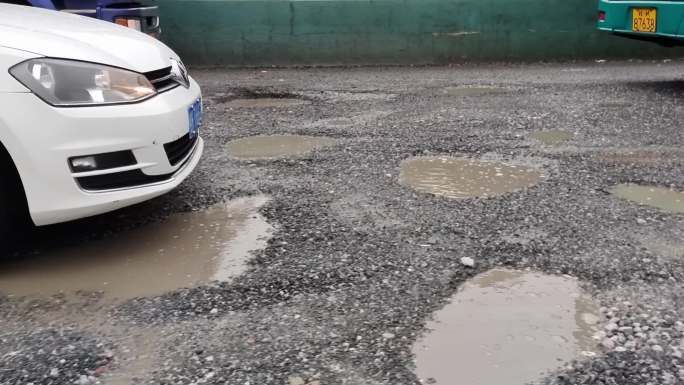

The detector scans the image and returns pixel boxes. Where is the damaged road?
[1,61,684,385]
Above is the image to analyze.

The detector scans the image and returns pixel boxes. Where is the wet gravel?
[0,326,112,385]
[1,60,684,385]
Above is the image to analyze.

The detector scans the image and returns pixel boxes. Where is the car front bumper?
[598,0,684,43]
[0,78,203,226]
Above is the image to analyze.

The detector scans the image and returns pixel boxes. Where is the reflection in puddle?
[610,184,684,214]
[413,269,599,385]
[400,156,542,199]
[225,98,310,108]
[0,196,272,301]
[442,86,507,97]
[530,130,574,146]
[226,135,335,160]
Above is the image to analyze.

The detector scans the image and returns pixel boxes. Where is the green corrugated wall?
[158,0,684,66]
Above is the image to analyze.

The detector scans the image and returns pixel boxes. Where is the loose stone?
[460,257,476,267]
[601,338,616,350]
[288,376,307,385]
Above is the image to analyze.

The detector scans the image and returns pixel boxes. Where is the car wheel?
[0,159,30,252]
[0,187,15,238]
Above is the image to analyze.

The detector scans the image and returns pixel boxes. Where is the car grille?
[164,133,198,166]
[144,67,179,93]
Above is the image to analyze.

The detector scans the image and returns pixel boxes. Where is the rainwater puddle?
[413,269,599,385]
[226,135,335,160]
[309,91,397,103]
[225,98,310,108]
[640,234,684,260]
[530,130,574,146]
[0,196,272,301]
[442,86,507,97]
[610,184,684,214]
[399,156,542,199]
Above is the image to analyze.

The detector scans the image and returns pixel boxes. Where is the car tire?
[0,157,30,252]
[0,186,15,239]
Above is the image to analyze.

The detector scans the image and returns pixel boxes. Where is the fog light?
[114,17,143,31]
[70,156,98,172]
[69,151,136,173]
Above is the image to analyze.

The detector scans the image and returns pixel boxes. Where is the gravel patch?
[1,60,683,385]
[0,327,113,385]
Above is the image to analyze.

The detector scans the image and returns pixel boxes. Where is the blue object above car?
[2,0,160,37]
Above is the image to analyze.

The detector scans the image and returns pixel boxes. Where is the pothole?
[594,148,684,165]
[226,135,336,160]
[312,91,397,103]
[530,130,574,146]
[610,184,684,214]
[210,88,310,108]
[211,88,311,108]
[413,269,599,385]
[441,86,507,97]
[0,196,272,301]
[639,233,684,260]
[399,156,543,199]
[225,98,311,108]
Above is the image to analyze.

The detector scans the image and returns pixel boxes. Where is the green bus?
[598,0,684,45]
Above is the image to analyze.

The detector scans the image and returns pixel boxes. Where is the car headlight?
[9,58,156,107]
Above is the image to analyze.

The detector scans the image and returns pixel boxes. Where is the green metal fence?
[159,0,684,66]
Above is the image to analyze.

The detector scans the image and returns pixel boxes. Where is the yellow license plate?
[632,8,657,33]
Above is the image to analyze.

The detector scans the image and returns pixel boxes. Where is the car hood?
[0,4,178,73]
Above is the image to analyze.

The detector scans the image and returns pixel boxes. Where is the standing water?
[400,156,542,199]
[0,196,272,301]
[226,135,335,160]
[413,269,599,385]
[610,184,684,214]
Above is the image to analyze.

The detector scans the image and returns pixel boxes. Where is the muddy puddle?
[413,269,599,385]
[595,148,684,165]
[225,98,310,108]
[639,234,684,260]
[530,130,574,146]
[610,184,684,214]
[226,135,335,160]
[0,196,272,301]
[442,86,507,97]
[400,156,542,199]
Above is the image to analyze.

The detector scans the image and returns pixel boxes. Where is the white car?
[0,4,203,236]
